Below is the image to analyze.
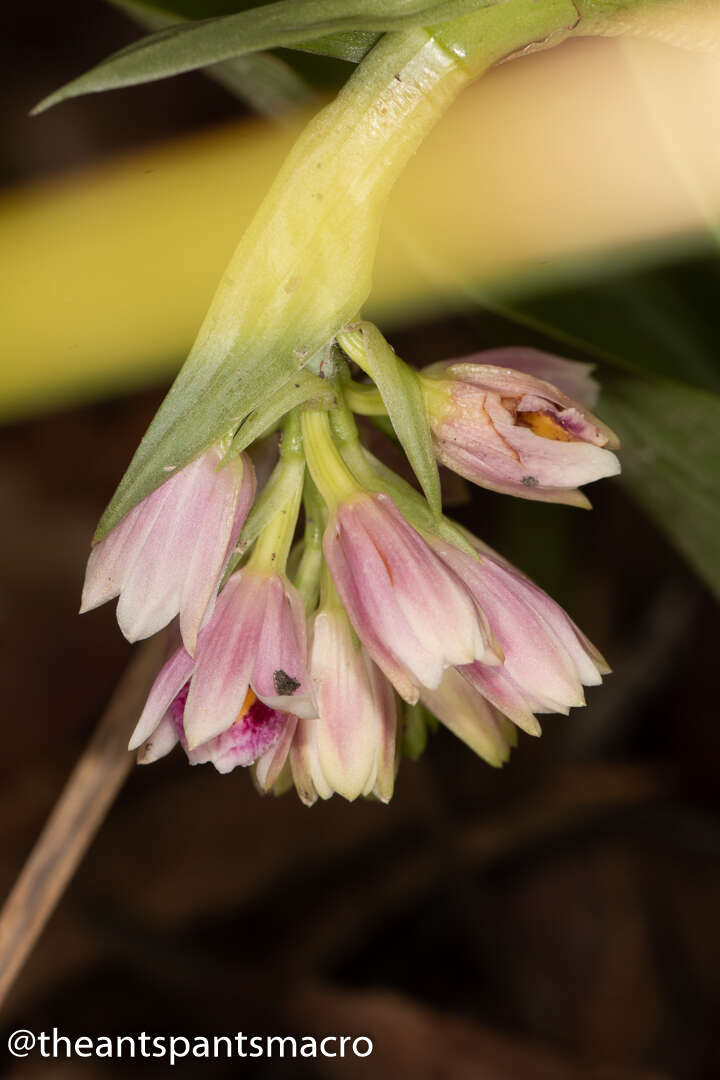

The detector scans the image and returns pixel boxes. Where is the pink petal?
[183,571,267,748]
[451,348,600,408]
[459,662,545,735]
[290,718,330,806]
[178,452,256,654]
[186,698,289,774]
[83,447,255,652]
[136,714,180,764]
[115,453,215,641]
[487,403,621,489]
[255,713,298,792]
[366,659,398,803]
[431,540,590,715]
[324,522,421,704]
[251,576,311,715]
[421,669,515,764]
[310,610,381,802]
[326,494,494,702]
[435,435,593,508]
[128,644,195,751]
[80,480,172,613]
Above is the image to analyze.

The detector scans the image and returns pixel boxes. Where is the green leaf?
[600,370,720,600]
[108,0,316,114]
[512,259,720,395]
[111,0,381,63]
[338,321,442,516]
[34,0,502,112]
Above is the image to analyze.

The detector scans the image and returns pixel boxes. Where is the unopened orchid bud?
[421,350,620,507]
[323,490,502,705]
[81,446,255,653]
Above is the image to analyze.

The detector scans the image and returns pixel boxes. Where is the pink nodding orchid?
[421,348,620,507]
[137,677,292,775]
[81,445,256,654]
[427,533,609,736]
[182,694,289,774]
[128,566,312,756]
[322,491,502,705]
[181,568,312,748]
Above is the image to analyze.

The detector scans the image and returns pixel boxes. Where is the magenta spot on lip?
[170,680,190,734]
[553,409,589,439]
[170,679,287,765]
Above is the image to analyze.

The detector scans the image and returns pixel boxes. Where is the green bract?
[338,322,441,517]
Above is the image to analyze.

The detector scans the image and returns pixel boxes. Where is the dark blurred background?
[2,4,720,1078]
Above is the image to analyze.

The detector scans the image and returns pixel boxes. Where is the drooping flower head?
[100,328,621,804]
[421,347,620,507]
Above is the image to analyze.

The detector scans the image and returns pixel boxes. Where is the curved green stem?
[236,411,305,575]
[294,475,327,613]
[301,409,362,510]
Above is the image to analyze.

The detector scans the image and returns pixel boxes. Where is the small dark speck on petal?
[274,669,300,695]
[522,475,538,487]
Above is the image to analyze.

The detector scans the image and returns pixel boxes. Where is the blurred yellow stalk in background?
[2,33,720,421]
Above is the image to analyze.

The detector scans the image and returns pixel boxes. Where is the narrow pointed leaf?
[108,0,316,115]
[600,371,720,600]
[109,0,380,61]
[34,0,501,112]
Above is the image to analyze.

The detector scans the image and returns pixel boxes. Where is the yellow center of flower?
[517,411,574,442]
[233,688,257,725]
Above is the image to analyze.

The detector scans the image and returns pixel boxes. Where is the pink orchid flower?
[81,446,255,654]
[422,348,620,507]
[129,567,312,754]
[322,491,502,704]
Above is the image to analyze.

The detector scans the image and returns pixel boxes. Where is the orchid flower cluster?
[70,0,641,805]
[82,332,620,804]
